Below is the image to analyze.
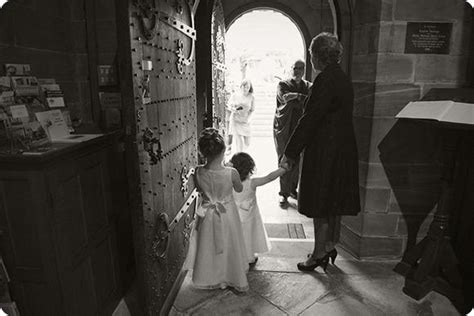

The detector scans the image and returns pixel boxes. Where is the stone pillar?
[340,0,472,258]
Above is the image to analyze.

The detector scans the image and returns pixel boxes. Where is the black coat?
[284,64,361,218]
[273,78,311,158]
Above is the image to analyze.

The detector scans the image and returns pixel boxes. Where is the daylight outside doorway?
[225,9,313,237]
[225,9,306,140]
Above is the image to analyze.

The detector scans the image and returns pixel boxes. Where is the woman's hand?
[280,155,296,170]
[229,104,243,113]
[283,92,299,102]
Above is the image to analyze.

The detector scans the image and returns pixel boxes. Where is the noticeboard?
[405,22,452,54]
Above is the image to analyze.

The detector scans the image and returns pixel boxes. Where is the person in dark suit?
[281,32,361,271]
[273,60,311,207]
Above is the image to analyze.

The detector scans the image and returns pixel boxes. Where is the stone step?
[252,119,273,124]
[254,96,276,100]
[251,127,272,133]
[253,99,274,103]
[251,117,273,122]
[253,110,275,115]
[252,118,273,124]
[251,116,274,122]
[251,126,272,132]
[251,123,273,129]
[254,98,274,102]
[255,105,272,110]
[253,109,275,115]
[250,124,273,131]
[251,132,272,137]
[252,114,273,118]
[252,132,272,137]
[253,103,275,108]
[254,104,276,110]
[262,239,313,258]
[252,240,398,274]
[253,110,274,115]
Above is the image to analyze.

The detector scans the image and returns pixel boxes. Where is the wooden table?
[0,133,125,315]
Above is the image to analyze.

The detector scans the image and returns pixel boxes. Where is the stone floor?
[168,137,462,316]
[169,243,460,316]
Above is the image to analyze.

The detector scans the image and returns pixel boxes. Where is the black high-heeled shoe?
[327,249,338,265]
[307,249,338,263]
[297,256,329,272]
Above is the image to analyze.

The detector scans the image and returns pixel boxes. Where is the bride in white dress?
[228,79,255,154]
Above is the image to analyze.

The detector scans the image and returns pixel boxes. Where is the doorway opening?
[225,9,312,235]
[226,9,306,138]
[225,9,305,163]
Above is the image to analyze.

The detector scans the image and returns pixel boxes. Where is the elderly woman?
[282,32,361,271]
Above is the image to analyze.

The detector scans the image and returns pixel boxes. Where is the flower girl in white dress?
[230,152,289,264]
[186,128,249,292]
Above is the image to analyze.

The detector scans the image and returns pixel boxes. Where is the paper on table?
[46,97,65,108]
[40,84,61,91]
[0,91,14,105]
[396,101,474,125]
[441,102,474,125]
[36,110,103,143]
[10,104,29,118]
[52,134,103,143]
[35,109,69,141]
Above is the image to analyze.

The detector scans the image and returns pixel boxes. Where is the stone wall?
[0,0,93,123]
[342,0,472,258]
[222,0,473,258]
[0,0,120,126]
[94,0,118,66]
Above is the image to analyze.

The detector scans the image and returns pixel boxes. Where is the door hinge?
[142,127,162,165]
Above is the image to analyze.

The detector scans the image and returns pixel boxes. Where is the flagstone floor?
[169,243,460,316]
[168,137,462,316]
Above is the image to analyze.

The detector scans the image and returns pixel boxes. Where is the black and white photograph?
[0,1,473,315]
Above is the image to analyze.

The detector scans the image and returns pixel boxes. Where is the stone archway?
[224,0,311,78]
[222,0,354,77]
[225,2,312,79]
[332,0,354,75]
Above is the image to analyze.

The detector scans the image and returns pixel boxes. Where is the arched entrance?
[224,0,353,76]
[225,9,306,141]
[222,9,312,260]
[226,3,312,77]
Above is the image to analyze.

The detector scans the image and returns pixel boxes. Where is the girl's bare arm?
[251,167,287,189]
[231,168,243,192]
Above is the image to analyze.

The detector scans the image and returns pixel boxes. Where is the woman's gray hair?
[309,32,343,66]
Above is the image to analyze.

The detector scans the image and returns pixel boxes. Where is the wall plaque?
[405,22,452,54]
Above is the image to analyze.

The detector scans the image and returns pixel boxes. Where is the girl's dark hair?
[230,152,256,181]
[198,127,225,159]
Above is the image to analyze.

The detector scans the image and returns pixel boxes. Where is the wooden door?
[116,0,199,314]
[211,0,227,134]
